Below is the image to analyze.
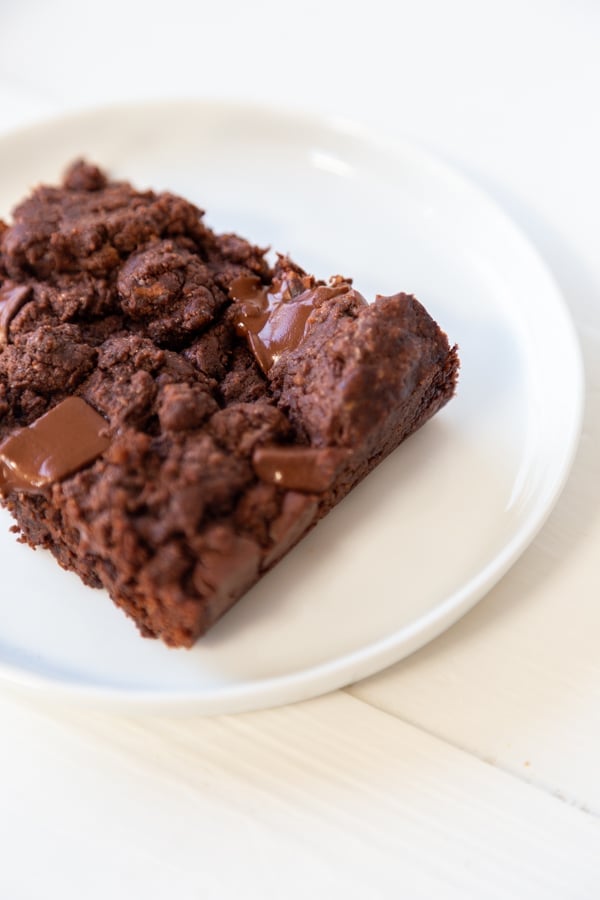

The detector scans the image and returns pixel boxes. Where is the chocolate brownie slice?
[0,161,459,647]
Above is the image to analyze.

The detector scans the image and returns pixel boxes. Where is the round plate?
[0,100,583,713]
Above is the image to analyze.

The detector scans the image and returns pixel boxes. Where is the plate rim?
[0,98,585,713]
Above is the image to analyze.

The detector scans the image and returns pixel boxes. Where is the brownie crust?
[0,161,459,647]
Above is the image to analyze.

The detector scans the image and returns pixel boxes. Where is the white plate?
[0,100,583,713]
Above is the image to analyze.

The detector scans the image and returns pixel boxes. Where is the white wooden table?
[0,2,599,896]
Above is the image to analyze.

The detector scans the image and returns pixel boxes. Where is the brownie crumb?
[63,159,108,192]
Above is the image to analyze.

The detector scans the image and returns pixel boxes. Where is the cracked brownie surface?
[0,161,459,647]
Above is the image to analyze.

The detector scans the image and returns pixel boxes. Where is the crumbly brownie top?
[0,160,458,646]
[0,160,272,426]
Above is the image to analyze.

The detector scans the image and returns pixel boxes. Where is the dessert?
[0,161,459,647]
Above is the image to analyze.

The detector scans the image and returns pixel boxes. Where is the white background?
[0,1,599,897]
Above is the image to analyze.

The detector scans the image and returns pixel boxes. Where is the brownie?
[0,160,459,647]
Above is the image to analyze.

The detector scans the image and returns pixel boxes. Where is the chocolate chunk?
[229,274,349,374]
[0,397,110,495]
[193,526,261,620]
[262,491,318,569]
[252,445,349,492]
[0,283,32,347]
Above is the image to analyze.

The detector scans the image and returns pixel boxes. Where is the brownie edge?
[0,161,459,647]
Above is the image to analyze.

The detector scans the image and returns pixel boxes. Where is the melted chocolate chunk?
[0,397,110,495]
[193,526,261,620]
[252,445,350,493]
[228,274,351,374]
[0,283,31,347]
[262,492,318,569]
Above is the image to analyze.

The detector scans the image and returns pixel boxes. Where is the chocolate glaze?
[0,283,32,347]
[228,274,349,374]
[0,397,110,495]
[253,445,350,493]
